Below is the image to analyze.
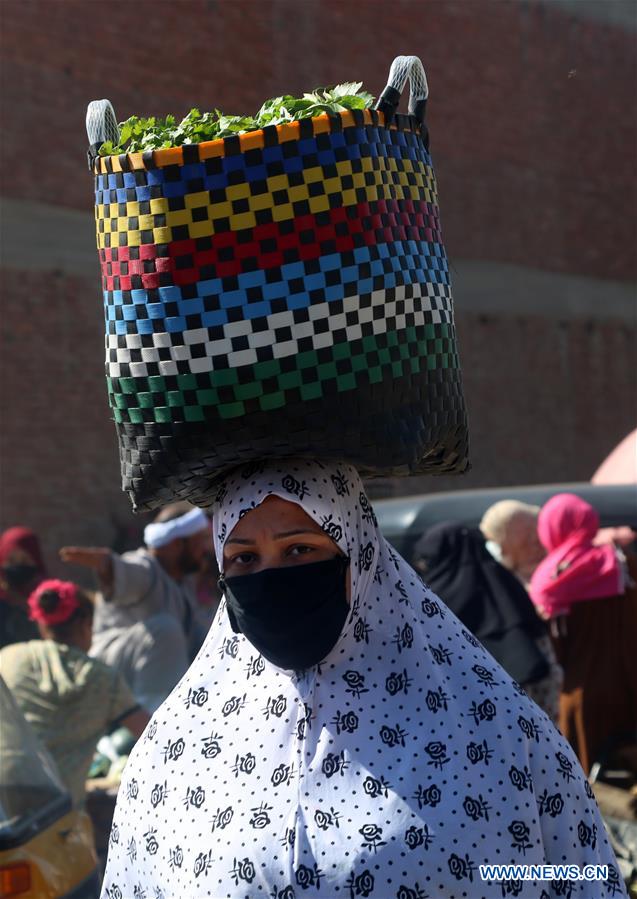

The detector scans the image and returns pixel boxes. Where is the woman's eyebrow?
[274,528,325,539]
[225,528,323,546]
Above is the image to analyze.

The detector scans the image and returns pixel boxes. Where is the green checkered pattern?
[108,324,458,424]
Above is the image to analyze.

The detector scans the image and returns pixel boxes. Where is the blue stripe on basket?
[95,126,431,205]
[103,240,449,335]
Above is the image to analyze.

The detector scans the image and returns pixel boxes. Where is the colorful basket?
[87,56,469,511]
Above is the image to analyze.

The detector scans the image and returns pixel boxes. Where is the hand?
[59,546,113,586]
[594,526,637,548]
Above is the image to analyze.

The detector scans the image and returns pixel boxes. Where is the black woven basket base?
[117,373,469,511]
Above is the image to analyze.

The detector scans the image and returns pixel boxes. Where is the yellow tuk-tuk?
[0,676,100,898]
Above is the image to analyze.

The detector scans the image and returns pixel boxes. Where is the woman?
[0,579,149,806]
[101,462,623,899]
[412,523,561,722]
[0,526,46,648]
[530,493,637,776]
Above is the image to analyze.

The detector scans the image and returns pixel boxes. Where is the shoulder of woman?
[68,648,119,688]
[0,640,28,672]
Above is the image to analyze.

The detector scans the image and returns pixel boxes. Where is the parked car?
[374,482,637,560]
[0,676,99,899]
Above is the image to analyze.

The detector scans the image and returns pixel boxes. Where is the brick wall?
[2,0,635,278]
[0,268,153,577]
[1,0,635,572]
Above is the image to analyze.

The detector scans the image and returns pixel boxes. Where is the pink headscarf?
[0,526,46,602]
[529,493,622,618]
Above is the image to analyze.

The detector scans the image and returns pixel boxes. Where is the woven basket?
[88,56,469,511]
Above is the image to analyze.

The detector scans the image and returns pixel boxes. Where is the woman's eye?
[232,552,257,565]
[288,545,313,556]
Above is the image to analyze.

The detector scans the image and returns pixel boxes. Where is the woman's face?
[501,525,545,577]
[0,546,41,601]
[222,495,342,578]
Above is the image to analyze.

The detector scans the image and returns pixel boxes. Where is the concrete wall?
[536,0,637,29]
[1,0,635,572]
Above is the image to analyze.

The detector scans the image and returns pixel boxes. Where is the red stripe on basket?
[99,198,442,292]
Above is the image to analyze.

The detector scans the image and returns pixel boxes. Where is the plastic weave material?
[90,107,469,510]
[86,100,120,147]
[386,56,429,104]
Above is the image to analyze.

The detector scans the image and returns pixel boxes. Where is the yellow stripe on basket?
[249,193,277,212]
[287,185,309,203]
[266,174,290,193]
[225,182,252,202]
[184,190,212,210]
[322,177,343,195]
[138,214,156,231]
[163,209,192,228]
[189,220,218,238]
[307,195,331,215]
[271,203,295,223]
[150,198,170,215]
[340,189,358,207]
[301,166,325,185]
[153,227,173,244]
[232,211,258,231]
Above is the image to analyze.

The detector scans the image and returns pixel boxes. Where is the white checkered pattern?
[105,281,453,379]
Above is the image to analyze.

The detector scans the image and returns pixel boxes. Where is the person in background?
[479,499,546,587]
[0,526,46,648]
[413,522,562,722]
[60,503,211,712]
[0,579,149,807]
[530,492,637,775]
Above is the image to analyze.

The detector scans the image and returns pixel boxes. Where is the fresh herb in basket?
[97,83,374,156]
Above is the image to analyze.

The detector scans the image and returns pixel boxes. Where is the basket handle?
[86,99,119,170]
[374,56,429,127]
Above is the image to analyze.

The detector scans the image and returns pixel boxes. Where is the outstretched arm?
[59,546,113,588]
[60,546,155,605]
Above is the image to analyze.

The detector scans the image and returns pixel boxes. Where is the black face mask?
[2,564,39,590]
[220,556,350,671]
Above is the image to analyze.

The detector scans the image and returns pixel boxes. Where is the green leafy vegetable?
[98,83,374,156]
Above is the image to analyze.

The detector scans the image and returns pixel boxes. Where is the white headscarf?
[101,461,622,899]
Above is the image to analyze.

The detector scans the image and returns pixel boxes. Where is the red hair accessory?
[28,579,80,626]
